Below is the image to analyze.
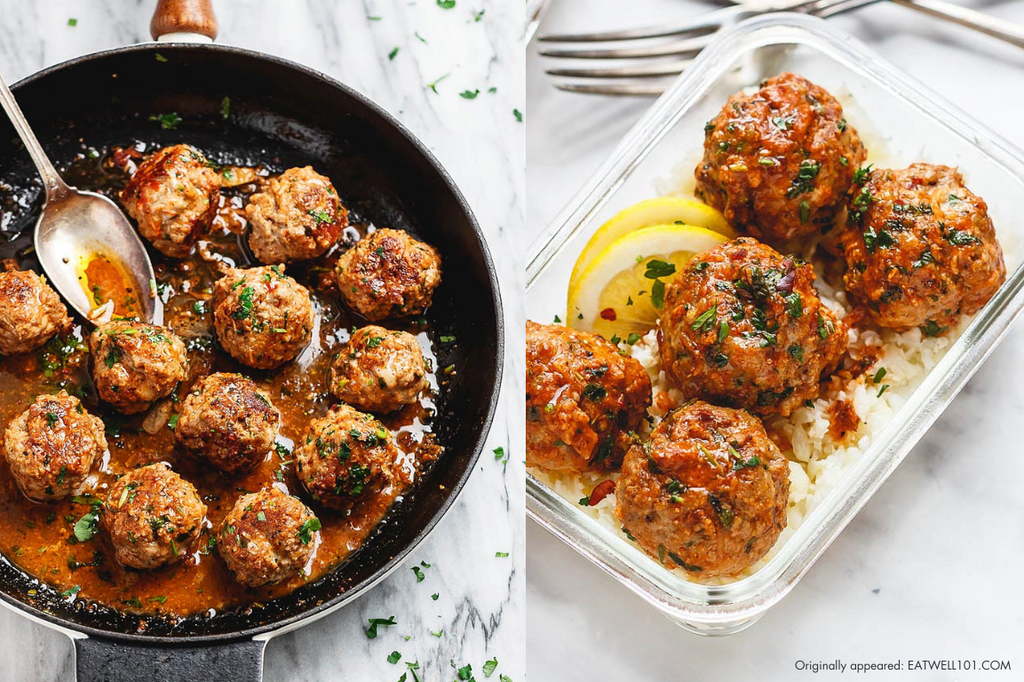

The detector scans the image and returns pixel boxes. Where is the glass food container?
[526,13,1024,635]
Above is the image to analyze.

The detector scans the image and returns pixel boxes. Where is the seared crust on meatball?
[175,373,280,474]
[121,144,221,257]
[212,265,314,369]
[838,163,1005,330]
[616,401,790,578]
[658,238,845,417]
[217,488,319,587]
[0,269,72,356]
[330,326,428,413]
[294,404,400,511]
[103,463,207,570]
[245,166,348,264]
[2,390,107,501]
[335,228,442,321]
[89,321,188,414]
[695,73,866,243]
[526,321,652,473]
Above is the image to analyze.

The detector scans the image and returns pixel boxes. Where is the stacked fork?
[536,0,1024,95]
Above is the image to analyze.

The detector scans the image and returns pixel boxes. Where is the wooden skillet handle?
[150,0,219,41]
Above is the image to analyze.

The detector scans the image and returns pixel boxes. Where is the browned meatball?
[658,238,845,417]
[89,321,188,414]
[217,488,319,587]
[245,166,348,264]
[175,373,280,474]
[0,269,71,356]
[696,73,866,243]
[837,163,1005,331]
[103,463,207,570]
[616,401,790,578]
[335,228,442,321]
[211,265,314,369]
[526,321,652,473]
[2,391,107,502]
[330,326,428,413]
[294,403,401,511]
[121,144,221,257]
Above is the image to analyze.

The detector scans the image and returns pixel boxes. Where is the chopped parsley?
[388,47,400,61]
[787,159,820,199]
[365,615,397,638]
[308,210,333,225]
[72,505,102,543]
[460,90,480,100]
[297,517,322,544]
[691,304,718,333]
[943,226,980,246]
[232,286,255,320]
[149,112,181,130]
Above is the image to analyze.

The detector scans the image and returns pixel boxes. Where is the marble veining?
[528,1,1024,680]
[0,1,525,680]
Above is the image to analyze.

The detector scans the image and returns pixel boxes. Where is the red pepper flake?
[600,308,617,321]
[589,480,615,506]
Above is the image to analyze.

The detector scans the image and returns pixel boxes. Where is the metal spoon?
[0,68,160,325]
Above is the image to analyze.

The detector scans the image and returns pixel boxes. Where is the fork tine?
[537,5,744,43]
[538,34,712,60]
[554,82,668,96]
[546,60,690,79]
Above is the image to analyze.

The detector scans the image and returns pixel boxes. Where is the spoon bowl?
[1,66,159,325]
[34,188,161,324]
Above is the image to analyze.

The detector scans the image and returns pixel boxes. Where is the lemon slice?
[567,223,728,340]
[568,197,732,292]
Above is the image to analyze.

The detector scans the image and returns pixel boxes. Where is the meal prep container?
[526,13,1024,635]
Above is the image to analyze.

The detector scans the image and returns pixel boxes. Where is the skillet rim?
[0,41,506,645]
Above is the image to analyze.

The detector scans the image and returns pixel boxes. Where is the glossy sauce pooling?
[0,145,445,617]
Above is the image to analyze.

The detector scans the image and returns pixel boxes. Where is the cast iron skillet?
[0,2,503,680]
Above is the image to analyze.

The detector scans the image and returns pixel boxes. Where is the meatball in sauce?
[696,73,866,243]
[3,390,107,502]
[89,320,188,414]
[175,372,280,475]
[335,228,442,321]
[211,265,314,370]
[526,321,652,473]
[330,326,428,414]
[246,166,348,264]
[294,404,404,512]
[616,401,790,578]
[658,237,846,416]
[121,144,221,257]
[103,463,207,571]
[0,268,72,356]
[217,488,320,587]
[837,163,1005,331]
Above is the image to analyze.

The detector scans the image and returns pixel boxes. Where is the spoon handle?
[0,69,72,202]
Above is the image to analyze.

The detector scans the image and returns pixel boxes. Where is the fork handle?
[894,0,1024,49]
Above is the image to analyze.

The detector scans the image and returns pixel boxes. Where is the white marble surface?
[528,1,1024,680]
[0,1,525,680]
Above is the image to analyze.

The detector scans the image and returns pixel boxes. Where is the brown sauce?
[0,145,445,618]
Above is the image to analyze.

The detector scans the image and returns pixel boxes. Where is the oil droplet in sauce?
[77,250,142,321]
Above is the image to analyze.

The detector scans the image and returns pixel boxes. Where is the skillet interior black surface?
[0,44,502,642]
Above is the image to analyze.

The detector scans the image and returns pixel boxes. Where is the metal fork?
[539,0,1024,96]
